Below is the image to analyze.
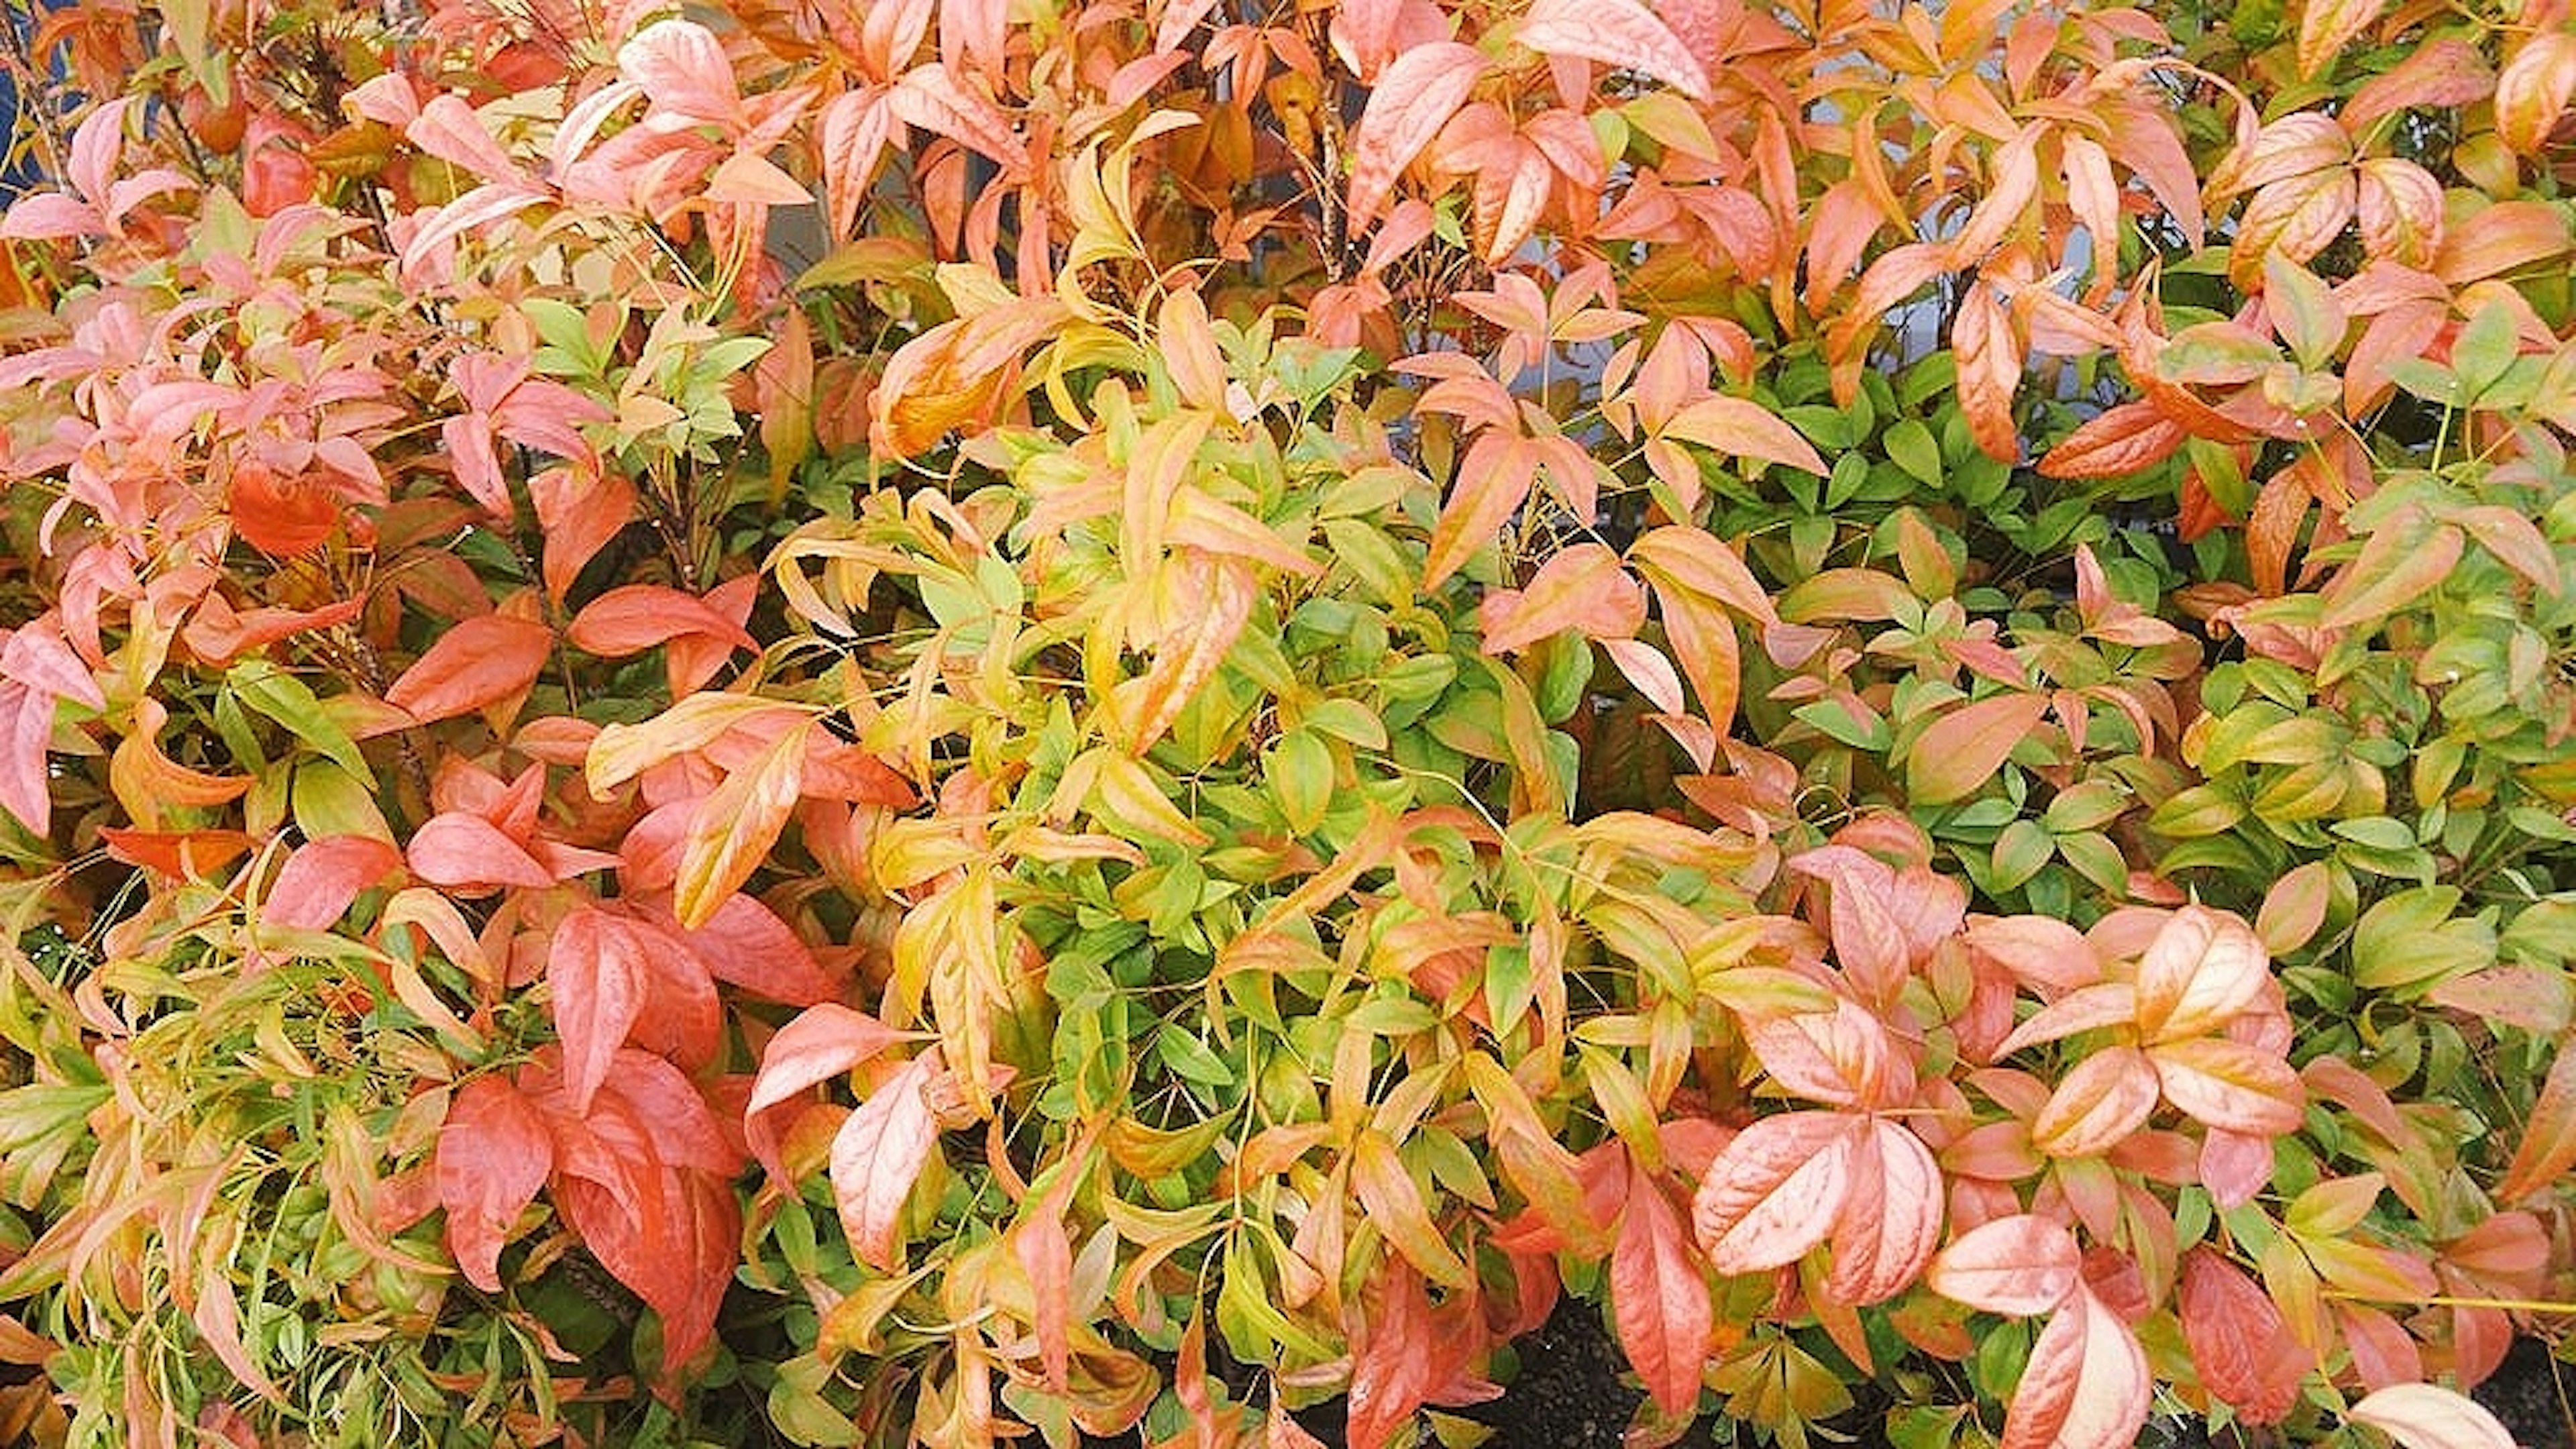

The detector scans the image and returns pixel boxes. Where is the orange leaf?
[674,719,806,929]
[385,613,553,725]
[1344,42,1485,226]
[2348,1383,2519,1449]
[1350,1132,1472,1289]
[1481,543,1646,654]
[2148,1036,2305,1135]
[568,584,758,657]
[1345,1258,1435,1449]
[745,1002,909,1118]
[2498,1041,2576,1202]
[1660,396,1827,476]
[1611,1159,1712,1415]
[888,64,1026,169]
[1517,0,1709,101]
[2037,401,2186,480]
[2496,32,2576,156]
[1925,1213,2080,1316]
[1424,432,1539,589]
[435,1075,555,1291]
[1690,1110,1859,1273]
[1627,525,1784,627]
[1906,692,2049,804]
[2133,906,2270,1043]
[265,835,402,932]
[1953,284,2021,463]
[830,1049,943,1271]
[2296,0,2388,79]
[2032,1046,2161,1159]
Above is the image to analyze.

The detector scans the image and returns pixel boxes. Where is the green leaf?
[1155,1023,1236,1087]
[1886,418,1943,486]
[231,660,368,777]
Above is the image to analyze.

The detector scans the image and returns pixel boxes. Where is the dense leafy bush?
[0,0,2571,1444]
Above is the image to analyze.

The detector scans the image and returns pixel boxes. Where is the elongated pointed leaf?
[1345,42,1486,225]
[385,614,553,724]
[830,1051,942,1272]
[2149,1036,2305,1136]
[1907,693,2049,804]
[2349,1383,2518,1449]
[1517,0,1709,100]
[1350,1131,1472,1289]
[1612,1159,1713,1415]
[2000,1289,2149,1449]
[674,720,806,928]
[1825,1120,1943,1305]
[2180,1248,2310,1425]
[549,908,647,1115]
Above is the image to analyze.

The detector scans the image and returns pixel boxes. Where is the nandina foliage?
[0,0,2571,1444]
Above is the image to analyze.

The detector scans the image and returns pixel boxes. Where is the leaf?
[436,1075,555,1291]
[1952,284,2021,463]
[2296,0,2387,79]
[1517,0,1709,101]
[830,1050,942,1271]
[1628,525,1784,627]
[2498,1042,2576,1202]
[2347,1383,2519,1449]
[1825,1120,1943,1305]
[2037,402,2186,480]
[889,64,1027,169]
[1690,1111,1859,1273]
[674,720,807,928]
[2133,906,2270,1043]
[568,585,758,657]
[1350,1132,1472,1289]
[1346,1259,1434,1449]
[384,614,553,724]
[265,835,402,931]
[2496,32,2576,156]
[1424,432,1538,589]
[405,812,555,892]
[619,18,741,125]
[1661,396,1829,476]
[2180,1249,2310,1425]
[1998,1289,2149,1449]
[1344,42,1487,226]
[1907,693,2049,805]
[2149,1036,2306,1136]
[549,908,647,1116]
[1925,1214,2079,1316]
[2320,515,2461,631]
[687,892,841,1006]
[2256,862,2332,955]
[1481,543,1646,653]
[1611,1159,1712,1415]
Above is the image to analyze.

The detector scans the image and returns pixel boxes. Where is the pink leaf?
[385,614,554,725]
[1611,1159,1712,1416]
[619,19,743,126]
[1826,1120,1944,1305]
[405,813,555,892]
[1517,0,1709,100]
[2348,1383,2518,1449]
[266,835,402,931]
[747,1003,910,1117]
[549,908,647,1116]
[1999,1289,2149,1449]
[830,1050,943,1271]
[1926,1213,2080,1316]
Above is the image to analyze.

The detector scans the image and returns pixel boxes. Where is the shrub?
[0,0,2569,1444]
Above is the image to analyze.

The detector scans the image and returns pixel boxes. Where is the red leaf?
[1953,284,2022,463]
[747,1003,910,1118]
[2348,1383,2519,1449]
[265,835,402,931]
[1611,1159,1712,1415]
[1907,693,2049,805]
[549,908,648,1115]
[1345,1259,1434,1449]
[1344,42,1486,226]
[435,1076,555,1291]
[1998,1289,2149,1449]
[1517,0,1709,101]
[830,1050,943,1271]
[384,614,553,725]
[229,462,339,556]
[597,1049,745,1175]
[1690,1111,1859,1273]
[1826,1120,1943,1305]
[2180,1249,2310,1425]
[2498,33,2576,156]
[1925,1213,2080,1316]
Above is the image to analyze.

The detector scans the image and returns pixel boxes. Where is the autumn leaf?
[1344,1259,1434,1449]
[2179,1249,2311,1424]
[2498,1043,2576,1202]
[1517,0,1709,101]
[384,614,554,724]
[673,719,807,928]
[1690,1111,1858,1273]
[1825,1120,1943,1305]
[2348,1383,2519,1449]
[2149,1036,2305,1136]
[1344,42,1485,226]
[1906,693,2049,804]
[2036,401,2186,480]
[435,1075,555,1291]
[1610,1159,1711,1415]
[2295,0,2387,79]
[1998,1289,2149,1449]
[2133,906,2270,1043]
[1660,396,1828,476]
[1350,1132,1472,1289]
[549,907,649,1115]
[263,835,402,931]
[1925,1214,2080,1316]
[830,1049,943,1271]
